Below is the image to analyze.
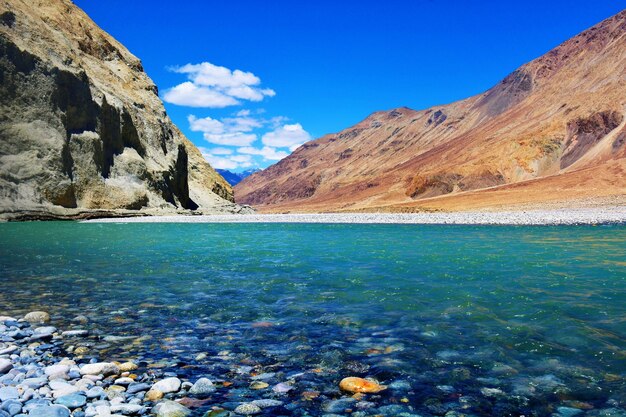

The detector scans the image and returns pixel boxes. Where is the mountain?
[0,0,249,220]
[236,11,626,212]
[216,169,260,186]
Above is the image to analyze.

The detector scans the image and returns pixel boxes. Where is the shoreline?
[83,207,626,225]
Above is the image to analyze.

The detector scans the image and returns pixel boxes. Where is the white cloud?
[162,82,239,108]
[188,115,258,146]
[238,146,289,161]
[210,147,233,155]
[199,147,254,170]
[204,132,257,147]
[262,123,312,148]
[163,62,275,108]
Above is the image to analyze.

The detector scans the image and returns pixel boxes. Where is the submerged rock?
[153,400,190,417]
[152,377,182,394]
[339,377,387,393]
[234,403,262,415]
[24,311,51,324]
[189,378,215,396]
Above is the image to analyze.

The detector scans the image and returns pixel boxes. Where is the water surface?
[0,223,624,416]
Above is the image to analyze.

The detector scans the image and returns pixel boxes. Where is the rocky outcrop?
[0,0,248,220]
[236,11,626,212]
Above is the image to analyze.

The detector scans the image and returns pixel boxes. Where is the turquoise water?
[0,222,625,416]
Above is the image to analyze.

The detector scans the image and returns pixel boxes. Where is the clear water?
[0,222,625,416]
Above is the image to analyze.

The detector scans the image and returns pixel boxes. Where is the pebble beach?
[83,207,626,225]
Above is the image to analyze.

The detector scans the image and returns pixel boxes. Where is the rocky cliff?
[0,0,247,220]
[236,10,626,212]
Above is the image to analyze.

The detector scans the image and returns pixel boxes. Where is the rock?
[80,362,120,376]
[24,312,50,324]
[61,330,88,337]
[117,362,138,372]
[54,394,87,409]
[110,404,145,415]
[28,405,71,417]
[44,364,70,378]
[249,381,269,390]
[50,381,80,398]
[85,386,105,399]
[339,377,387,393]
[153,400,191,417]
[480,387,505,397]
[556,407,584,417]
[0,386,19,401]
[114,377,134,386]
[106,385,127,400]
[322,398,357,413]
[272,382,293,393]
[0,358,12,374]
[34,326,57,334]
[152,377,182,394]
[250,399,284,408]
[126,383,151,394]
[188,378,215,396]
[73,346,90,355]
[145,389,164,401]
[233,403,262,415]
[71,315,89,324]
[1,399,22,416]
[0,0,243,220]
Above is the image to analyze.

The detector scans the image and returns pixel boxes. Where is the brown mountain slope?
[0,0,246,219]
[236,10,626,212]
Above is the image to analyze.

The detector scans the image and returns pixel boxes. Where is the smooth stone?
[114,377,134,386]
[144,389,163,401]
[556,407,584,417]
[126,383,151,395]
[28,405,70,417]
[110,404,145,415]
[55,394,86,409]
[51,385,80,399]
[233,403,262,415]
[339,377,386,393]
[152,377,181,394]
[1,399,22,416]
[249,381,268,390]
[0,346,18,355]
[188,378,215,396]
[24,312,50,324]
[272,382,293,393]
[44,365,69,378]
[85,386,105,399]
[22,378,48,389]
[153,400,191,417]
[0,386,19,401]
[22,399,51,413]
[117,362,138,372]
[0,358,13,374]
[323,398,357,413]
[61,330,88,337]
[80,362,120,376]
[34,326,56,334]
[250,399,284,408]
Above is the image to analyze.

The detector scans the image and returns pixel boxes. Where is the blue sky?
[74,0,625,172]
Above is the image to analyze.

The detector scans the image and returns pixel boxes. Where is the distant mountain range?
[216,169,260,186]
[236,10,626,212]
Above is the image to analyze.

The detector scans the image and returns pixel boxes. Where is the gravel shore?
[84,207,626,225]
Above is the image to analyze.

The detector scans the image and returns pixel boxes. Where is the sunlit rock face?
[0,1,245,219]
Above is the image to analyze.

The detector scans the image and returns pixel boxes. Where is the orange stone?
[339,377,386,393]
